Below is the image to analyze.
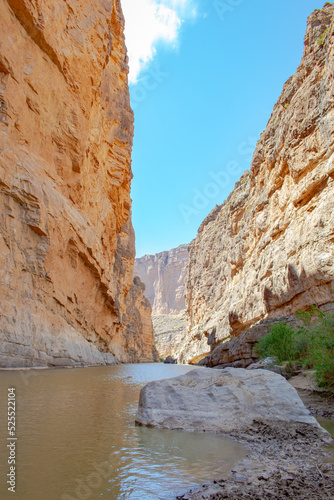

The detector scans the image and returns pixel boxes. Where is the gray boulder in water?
[135,367,331,442]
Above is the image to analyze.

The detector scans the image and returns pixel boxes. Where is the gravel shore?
[176,464,334,500]
[176,387,334,500]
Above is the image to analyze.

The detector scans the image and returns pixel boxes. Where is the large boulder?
[135,368,330,442]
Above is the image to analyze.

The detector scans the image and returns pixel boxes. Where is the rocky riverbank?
[135,366,334,500]
[176,464,334,500]
[290,373,334,420]
[176,422,334,500]
[175,384,334,500]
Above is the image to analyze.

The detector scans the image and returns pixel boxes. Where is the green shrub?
[254,322,296,362]
[318,26,330,46]
[299,312,334,389]
[255,310,334,392]
[315,359,334,389]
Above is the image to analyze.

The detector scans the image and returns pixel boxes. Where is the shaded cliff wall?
[179,3,334,364]
[0,0,156,367]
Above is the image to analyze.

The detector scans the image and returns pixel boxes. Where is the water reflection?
[317,418,334,438]
[0,364,247,500]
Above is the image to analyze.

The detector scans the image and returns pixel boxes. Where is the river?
[0,364,248,500]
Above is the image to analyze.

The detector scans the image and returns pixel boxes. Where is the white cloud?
[121,0,197,84]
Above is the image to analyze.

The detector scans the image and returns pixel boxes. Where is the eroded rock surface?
[0,0,156,367]
[180,4,334,363]
[135,244,188,359]
[134,244,188,315]
[152,313,186,359]
[198,316,297,369]
[135,368,330,441]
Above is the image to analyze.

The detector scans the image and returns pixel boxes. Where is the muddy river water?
[0,364,248,500]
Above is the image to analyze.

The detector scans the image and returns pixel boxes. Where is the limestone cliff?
[134,244,189,315]
[134,245,188,359]
[179,3,334,364]
[151,313,186,359]
[0,0,156,367]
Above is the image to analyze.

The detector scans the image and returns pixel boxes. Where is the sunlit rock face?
[179,4,334,364]
[135,244,188,359]
[151,313,186,359]
[0,0,156,367]
[135,244,189,315]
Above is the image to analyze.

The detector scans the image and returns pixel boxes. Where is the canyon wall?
[151,313,186,359]
[135,244,188,358]
[0,0,156,367]
[134,244,188,315]
[179,3,334,364]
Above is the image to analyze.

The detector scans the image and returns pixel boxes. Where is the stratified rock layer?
[0,0,156,367]
[152,313,186,359]
[199,316,298,369]
[135,244,188,358]
[179,4,334,364]
[134,244,188,315]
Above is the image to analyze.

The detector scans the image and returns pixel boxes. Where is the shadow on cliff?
[227,263,333,339]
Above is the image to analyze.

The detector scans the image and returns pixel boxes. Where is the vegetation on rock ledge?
[255,308,334,392]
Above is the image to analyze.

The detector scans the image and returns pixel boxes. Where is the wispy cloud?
[122,0,197,84]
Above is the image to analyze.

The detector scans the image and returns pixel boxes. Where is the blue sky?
[121,0,327,257]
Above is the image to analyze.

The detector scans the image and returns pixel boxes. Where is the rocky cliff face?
[134,244,189,315]
[179,3,334,364]
[151,313,186,359]
[0,0,156,367]
[134,244,188,359]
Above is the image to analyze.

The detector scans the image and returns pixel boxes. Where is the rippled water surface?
[0,364,248,500]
